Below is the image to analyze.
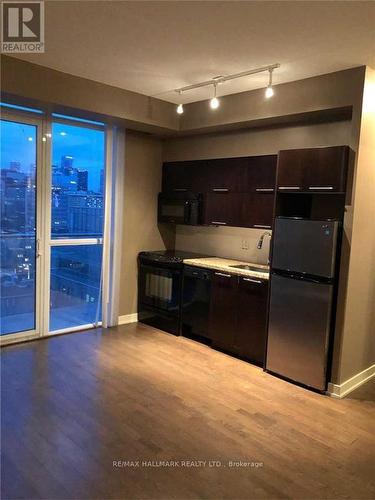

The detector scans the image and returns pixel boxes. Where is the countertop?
[183,257,270,280]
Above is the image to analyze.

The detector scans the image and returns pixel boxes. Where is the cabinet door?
[277,147,349,193]
[277,150,305,192]
[203,192,241,227]
[241,193,274,229]
[204,158,247,193]
[303,146,348,193]
[234,276,269,366]
[245,155,277,191]
[162,161,207,193]
[209,272,238,351]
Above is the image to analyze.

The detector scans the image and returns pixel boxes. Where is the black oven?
[158,192,201,225]
[138,251,208,336]
[138,254,183,336]
[139,263,182,313]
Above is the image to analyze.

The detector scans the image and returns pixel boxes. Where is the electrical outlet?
[241,239,249,250]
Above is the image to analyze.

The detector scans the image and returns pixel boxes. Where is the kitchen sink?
[229,264,269,273]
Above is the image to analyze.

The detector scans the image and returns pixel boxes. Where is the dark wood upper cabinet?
[162,160,207,192]
[234,276,269,366]
[209,272,238,352]
[161,147,350,227]
[203,158,246,192]
[277,146,349,193]
[245,155,277,191]
[240,192,274,229]
[203,192,241,227]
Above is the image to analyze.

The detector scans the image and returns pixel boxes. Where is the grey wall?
[119,132,175,317]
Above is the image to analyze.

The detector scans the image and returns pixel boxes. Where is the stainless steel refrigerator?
[266,217,340,391]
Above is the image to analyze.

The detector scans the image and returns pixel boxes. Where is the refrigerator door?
[272,218,339,278]
[266,273,333,390]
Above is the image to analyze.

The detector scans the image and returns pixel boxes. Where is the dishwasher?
[181,266,212,341]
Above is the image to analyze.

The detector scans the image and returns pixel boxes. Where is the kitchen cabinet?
[162,160,207,193]
[234,276,268,365]
[245,155,277,191]
[277,146,349,193]
[240,192,274,229]
[203,192,241,226]
[161,154,278,228]
[204,157,247,193]
[209,270,269,365]
[209,271,238,352]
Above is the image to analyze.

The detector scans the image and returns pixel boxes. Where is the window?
[49,244,102,331]
[51,122,105,239]
[0,120,37,335]
[49,119,105,332]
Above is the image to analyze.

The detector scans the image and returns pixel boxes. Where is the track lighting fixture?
[210,83,220,109]
[176,91,184,114]
[173,63,280,111]
[265,68,274,98]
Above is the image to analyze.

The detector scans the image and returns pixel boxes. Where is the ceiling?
[12,1,375,104]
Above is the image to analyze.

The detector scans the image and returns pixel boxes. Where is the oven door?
[139,264,182,314]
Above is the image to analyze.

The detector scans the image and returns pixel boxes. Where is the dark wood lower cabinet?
[209,271,269,366]
[234,276,268,365]
[209,272,237,351]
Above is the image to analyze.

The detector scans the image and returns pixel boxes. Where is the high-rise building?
[77,170,88,192]
[61,155,74,175]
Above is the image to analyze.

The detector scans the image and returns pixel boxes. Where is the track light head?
[265,86,274,98]
[210,97,219,109]
[210,83,220,109]
[265,68,274,98]
[176,91,184,114]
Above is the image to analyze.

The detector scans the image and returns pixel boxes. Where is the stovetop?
[139,250,209,265]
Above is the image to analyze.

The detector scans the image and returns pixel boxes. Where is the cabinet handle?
[256,188,274,192]
[211,221,227,225]
[308,186,334,190]
[254,224,271,229]
[243,278,262,284]
[278,186,301,190]
[215,272,231,278]
[212,188,229,192]
[173,188,188,192]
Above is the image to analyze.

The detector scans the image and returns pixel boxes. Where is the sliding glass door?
[0,113,42,339]
[1,105,109,342]
[48,118,105,333]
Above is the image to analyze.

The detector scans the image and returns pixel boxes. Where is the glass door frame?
[0,108,46,344]
[1,105,117,345]
[43,114,107,336]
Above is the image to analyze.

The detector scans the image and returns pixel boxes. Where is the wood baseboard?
[327,364,375,398]
[118,313,138,325]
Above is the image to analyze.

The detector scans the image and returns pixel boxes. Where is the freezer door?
[266,274,333,390]
[272,218,339,278]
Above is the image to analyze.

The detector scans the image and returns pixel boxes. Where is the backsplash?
[175,225,271,264]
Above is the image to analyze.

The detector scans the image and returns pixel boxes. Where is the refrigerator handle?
[272,270,332,284]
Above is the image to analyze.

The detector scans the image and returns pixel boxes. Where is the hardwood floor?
[1,323,375,500]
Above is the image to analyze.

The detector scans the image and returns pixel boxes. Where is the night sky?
[1,120,105,192]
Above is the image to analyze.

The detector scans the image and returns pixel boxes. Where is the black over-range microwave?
[158,192,202,225]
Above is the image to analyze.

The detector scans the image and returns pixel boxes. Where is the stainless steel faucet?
[257,231,272,250]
